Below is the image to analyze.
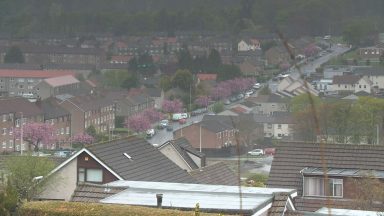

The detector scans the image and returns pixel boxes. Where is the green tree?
[0,179,18,216]
[121,73,139,90]
[217,64,242,81]
[290,93,322,113]
[172,69,193,91]
[86,125,97,138]
[5,155,56,202]
[4,46,24,63]
[177,46,193,70]
[159,75,172,91]
[212,102,224,113]
[207,49,222,70]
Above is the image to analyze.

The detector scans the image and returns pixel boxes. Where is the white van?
[172,113,188,121]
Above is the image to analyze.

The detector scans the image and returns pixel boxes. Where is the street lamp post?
[20,112,24,155]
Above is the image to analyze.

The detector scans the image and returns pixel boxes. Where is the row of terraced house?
[0,69,158,153]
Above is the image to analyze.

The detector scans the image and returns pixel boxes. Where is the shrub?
[19,201,224,216]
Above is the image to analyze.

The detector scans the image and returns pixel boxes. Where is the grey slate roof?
[332,75,360,85]
[60,93,115,111]
[189,162,238,186]
[268,192,294,216]
[200,115,236,133]
[160,137,205,170]
[267,142,384,196]
[39,99,70,119]
[71,184,126,203]
[253,112,295,124]
[86,137,196,183]
[353,66,384,76]
[0,97,43,117]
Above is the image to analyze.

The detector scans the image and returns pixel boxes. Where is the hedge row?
[19,201,226,216]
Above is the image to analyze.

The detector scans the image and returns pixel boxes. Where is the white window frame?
[303,176,343,198]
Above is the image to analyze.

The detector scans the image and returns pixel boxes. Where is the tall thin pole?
[377,124,379,145]
[199,124,202,152]
[20,112,23,155]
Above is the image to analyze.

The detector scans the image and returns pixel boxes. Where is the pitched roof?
[267,142,384,197]
[189,162,238,186]
[71,184,126,203]
[332,75,361,85]
[253,112,295,124]
[268,192,296,216]
[196,73,217,81]
[0,69,75,78]
[200,115,236,133]
[39,99,70,119]
[0,97,43,117]
[294,197,383,212]
[353,66,384,76]
[247,94,287,104]
[86,137,196,183]
[159,137,205,170]
[43,75,79,87]
[58,93,115,111]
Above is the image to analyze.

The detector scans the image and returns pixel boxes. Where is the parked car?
[247,149,264,156]
[146,128,156,138]
[179,118,187,124]
[253,83,261,89]
[191,108,208,116]
[229,96,238,102]
[172,113,189,121]
[166,124,173,131]
[224,99,231,105]
[54,150,72,157]
[159,119,169,129]
[236,93,244,100]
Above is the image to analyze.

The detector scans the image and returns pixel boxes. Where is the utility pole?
[199,124,202,152]
[20,112,23,155]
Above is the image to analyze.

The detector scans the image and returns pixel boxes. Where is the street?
[268,44,351,92]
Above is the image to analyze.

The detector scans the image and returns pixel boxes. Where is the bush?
[245,173,268,187]
[19,201,221,216]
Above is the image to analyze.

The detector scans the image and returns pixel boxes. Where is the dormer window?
[303,177,343,198]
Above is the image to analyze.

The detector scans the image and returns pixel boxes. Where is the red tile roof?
[197,73,217,81]
[0,69,75,78]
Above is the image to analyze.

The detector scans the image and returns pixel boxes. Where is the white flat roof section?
[100,181,296,214]
[316,207,380,216]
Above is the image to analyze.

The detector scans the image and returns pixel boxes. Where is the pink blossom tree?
[14,122,56,152]
[143,108,164,123]
[72,133,95,148]
[162,99,183,113]
[303,43,320,57]
[195,95,210,107]
[125,114,151,133]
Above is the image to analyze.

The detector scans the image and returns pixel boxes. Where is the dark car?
[166,124,173,131]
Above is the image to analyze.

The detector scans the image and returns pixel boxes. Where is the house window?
[66,127,70,135]
[2,141,6,148]
[344,85,347,88]
[304,177,343,198]
[9,140,13,148]
[277,124,282,129]
[267,123,272,129]
[2,114,6,122]
[364,85,366,88]
[359,85,362,88]
[2,128,6,135]
[78,168,103,183]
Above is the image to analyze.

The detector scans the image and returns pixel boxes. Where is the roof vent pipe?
[156,193,163,208]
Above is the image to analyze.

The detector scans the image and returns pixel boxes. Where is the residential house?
[110,55,133,64]
[35,75,80,100]
[253,112,295,139]
[56,93,115,135]
[0,69,75,97]
[314,79,333,94]
[39,136,196,201]
[218,104,252,116]
[158,137,206,172]
[39,100,71,149]
[189,161,238,186]
[323,65,352,79]
[331,74,372,94]
[107,91,155,118]
[71,180,297,215]
[357,44,384,61]
[0,44,106,65]
[354,66,384,90]
[196,73,217,86]
[246,94,289,115]
[143,87,164,110]
[277,76,319,97]
[237,39,261,51]
[268,142,384,212]
[0,97,44,152]
[173,115,237,156]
